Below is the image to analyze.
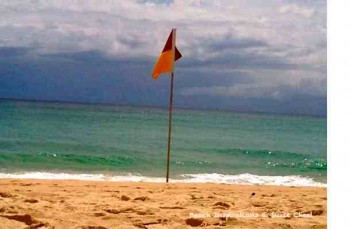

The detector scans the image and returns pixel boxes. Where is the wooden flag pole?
[166,72,174,183]
[166,28,176,183]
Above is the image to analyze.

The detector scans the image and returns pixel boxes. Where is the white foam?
[178,173,326,187]
[0,172,326,187]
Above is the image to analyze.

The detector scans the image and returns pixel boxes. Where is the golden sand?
[0,179,326,228]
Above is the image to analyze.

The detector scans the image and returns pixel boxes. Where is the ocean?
[0,99,327,186]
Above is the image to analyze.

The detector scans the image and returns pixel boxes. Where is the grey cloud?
[0,0,326,116]
[178,50,301,71]
[195,35,267,53]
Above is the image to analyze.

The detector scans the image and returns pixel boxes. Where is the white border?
[329,0,350,228]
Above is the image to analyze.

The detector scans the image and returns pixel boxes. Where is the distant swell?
[213,148,327,171]
[0,149,327,171]
[0,172,326,187]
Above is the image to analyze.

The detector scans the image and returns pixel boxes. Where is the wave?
[0,149,327,172]
[179,173,326,187]
[212,148,327,171]
[0,172,326,187]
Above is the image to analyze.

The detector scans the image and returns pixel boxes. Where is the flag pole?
[166,28,176,183]
[166,71,174,183]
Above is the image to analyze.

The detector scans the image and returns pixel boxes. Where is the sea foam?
[0,172,326,187]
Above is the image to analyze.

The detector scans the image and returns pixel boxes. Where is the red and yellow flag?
[152,29,182,79]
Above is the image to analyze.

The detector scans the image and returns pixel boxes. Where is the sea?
[0,99,327,187]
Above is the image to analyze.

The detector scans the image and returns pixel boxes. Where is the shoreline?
[0,172,327,188]
[0,179,327,228]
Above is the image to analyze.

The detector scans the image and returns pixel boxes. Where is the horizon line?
[0,96,326,119]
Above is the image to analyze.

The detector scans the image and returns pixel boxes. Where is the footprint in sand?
[105,207,154,216]
[0,206,19,214]
[79,226,107,229]
[252,201,268,207]
[0,192,14,198]
[24,199,39,203]
[1,214,47,228]
[132,218,162,228]
[262,194,276,197]
[185,218,204,227]
[160,206,185,209]
[93,212,106,217]
[134,196,150,201]
[121,195,131,201]
[213,202,231,209]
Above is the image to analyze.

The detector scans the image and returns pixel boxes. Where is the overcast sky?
[0,0,326,116]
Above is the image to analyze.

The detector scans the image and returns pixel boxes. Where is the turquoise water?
[0,99,327,184]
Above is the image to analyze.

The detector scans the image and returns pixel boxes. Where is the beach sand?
[0,179,326,229]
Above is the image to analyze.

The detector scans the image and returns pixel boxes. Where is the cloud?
[0,0,326,57]
[279,4,315,17]
[180,67,326,100]
[180,78,326,100]
[0,0,326,115]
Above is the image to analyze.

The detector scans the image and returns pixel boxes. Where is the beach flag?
[152,29,182,79]
[152,29,182,183]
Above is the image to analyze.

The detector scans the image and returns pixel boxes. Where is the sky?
[0,0,326,116]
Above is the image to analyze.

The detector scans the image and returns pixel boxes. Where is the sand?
[0,179,326,229]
